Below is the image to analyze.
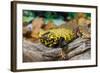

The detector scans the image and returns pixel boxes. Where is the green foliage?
[23,10,91,24]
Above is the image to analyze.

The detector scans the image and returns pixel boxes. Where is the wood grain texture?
[23,37,91,62]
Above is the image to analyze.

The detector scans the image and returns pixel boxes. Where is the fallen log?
[23,37,91,62]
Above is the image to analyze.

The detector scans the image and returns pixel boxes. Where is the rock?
[44,21,56,30]
[31,17,44,39]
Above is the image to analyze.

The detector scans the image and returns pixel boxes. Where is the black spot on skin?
[42,32,50,36]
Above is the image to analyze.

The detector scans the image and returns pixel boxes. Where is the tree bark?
[23,37,91,62]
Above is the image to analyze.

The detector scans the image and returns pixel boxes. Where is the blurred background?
[23,10,91,26]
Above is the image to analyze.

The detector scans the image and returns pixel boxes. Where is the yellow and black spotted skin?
[39,28,75,48]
